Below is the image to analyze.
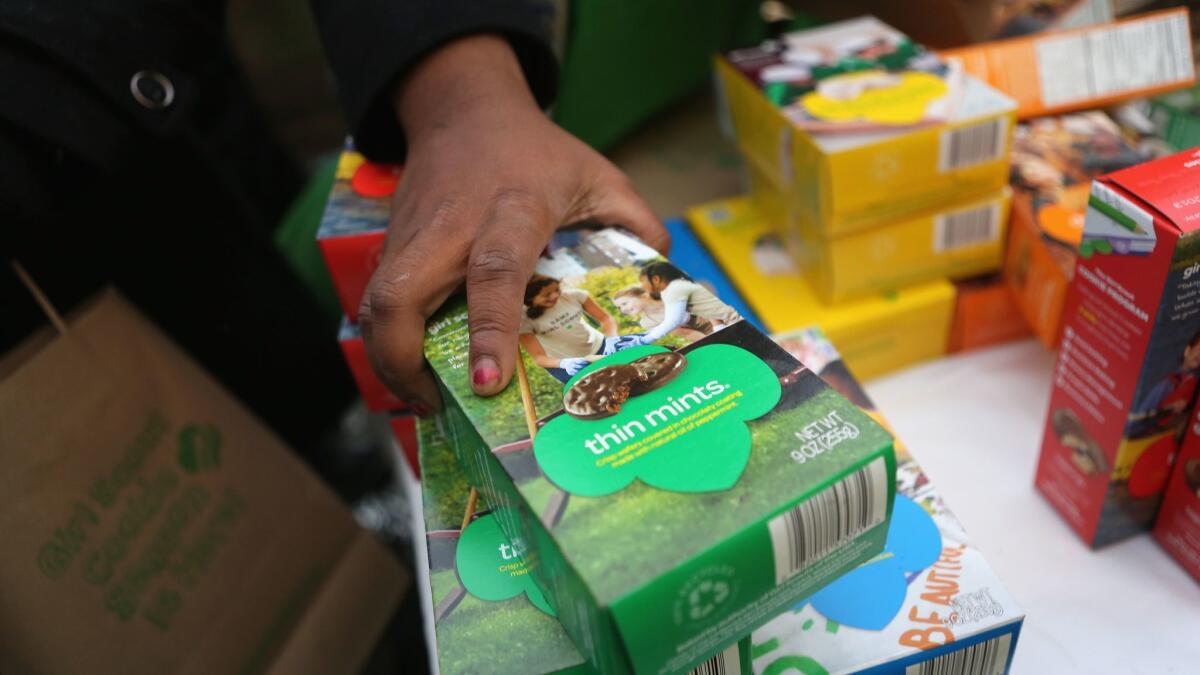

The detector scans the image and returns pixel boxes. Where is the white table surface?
[864,339,1200,675]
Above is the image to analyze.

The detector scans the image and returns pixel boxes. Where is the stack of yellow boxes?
[702,16,1021,377]
[687,198,955,381]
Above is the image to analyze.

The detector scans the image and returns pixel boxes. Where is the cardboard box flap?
[1106,148,1200,232]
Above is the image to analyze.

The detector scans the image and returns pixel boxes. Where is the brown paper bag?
[0,289,408,674]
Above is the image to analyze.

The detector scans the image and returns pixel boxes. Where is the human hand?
[559,357,591,377]
[358,34,668,411]
[602,334,642,356]
[629,334,657,348]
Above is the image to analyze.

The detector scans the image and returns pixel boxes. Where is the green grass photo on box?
[420,420,589,675]
[421,447,476,534]
[425,331,563,446]
[429,567,585,675]
[573,265,688,351]
[425,264,688,448]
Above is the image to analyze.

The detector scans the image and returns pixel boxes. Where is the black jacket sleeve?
[309,0,560,163]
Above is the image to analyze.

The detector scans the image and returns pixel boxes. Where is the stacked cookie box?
[717,17,1017,314]
[707,16,1031,374]
[316,144,775,674]
[666,218,1026,674]
[422,225,898,674]
[1034,149,1200,551]
[314,142,417,471]
[413,416,752,674]
[684,197,957,380]
[757,326,1025,675]
[955,8,1198,350]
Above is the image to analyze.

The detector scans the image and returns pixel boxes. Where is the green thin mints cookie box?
[417,417,587,674]
[424,227,896,675]
[415,418,752,675]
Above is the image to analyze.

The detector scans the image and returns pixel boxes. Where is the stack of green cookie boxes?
[424,227,896,674]
[417,418,750,674]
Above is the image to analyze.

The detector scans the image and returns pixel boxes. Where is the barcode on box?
[938,118,1007,172]
[768,457,888,586]
[905,633,1012,675]
[688,644,741,675]
[934,202,1001,253]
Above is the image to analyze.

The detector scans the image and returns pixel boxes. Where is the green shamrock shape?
[456,513,554,616]
[535,343,781,496]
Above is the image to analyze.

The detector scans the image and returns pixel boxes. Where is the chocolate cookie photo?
[1052,408,1108,475]
[563,364,638,420]
[629,352,687,395]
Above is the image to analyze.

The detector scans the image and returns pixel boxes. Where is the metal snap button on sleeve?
[130,70,175,109]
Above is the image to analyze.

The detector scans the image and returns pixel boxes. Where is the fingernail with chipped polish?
[472,358,501,390]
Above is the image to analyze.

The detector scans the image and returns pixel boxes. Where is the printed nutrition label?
[1036,12,1193,108]
[1057,326,1123,425]
[1054,262,1150,425]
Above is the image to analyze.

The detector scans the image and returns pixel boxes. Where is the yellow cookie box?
[715,56,1017,237]
[748,161,1011,302]
[687,197,954,380]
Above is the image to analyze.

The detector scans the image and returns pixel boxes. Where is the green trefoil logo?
[456,513,554,615]
[535,344,781,496]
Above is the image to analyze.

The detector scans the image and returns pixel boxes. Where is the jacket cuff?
[313,0,560,163]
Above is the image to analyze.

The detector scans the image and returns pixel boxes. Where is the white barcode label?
[1036,12,1194,108]
[688,644,741,675]
[938,118,1007,172]
[934,202,1001,253]
[768,457,888,585]
[905,633,1012,675]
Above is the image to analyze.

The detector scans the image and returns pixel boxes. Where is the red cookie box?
[1036,148,1200,549]
[1154,404,1200,583]
[317,146,401,319]
[339,316,406,413]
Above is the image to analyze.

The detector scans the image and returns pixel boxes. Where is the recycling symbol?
[688,579,731,620]
[673,565,740,626]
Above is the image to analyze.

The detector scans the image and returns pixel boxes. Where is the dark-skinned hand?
[360,34,669,414]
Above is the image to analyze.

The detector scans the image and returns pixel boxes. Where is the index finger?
[360,237,463,412]
[464,204,549,397]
